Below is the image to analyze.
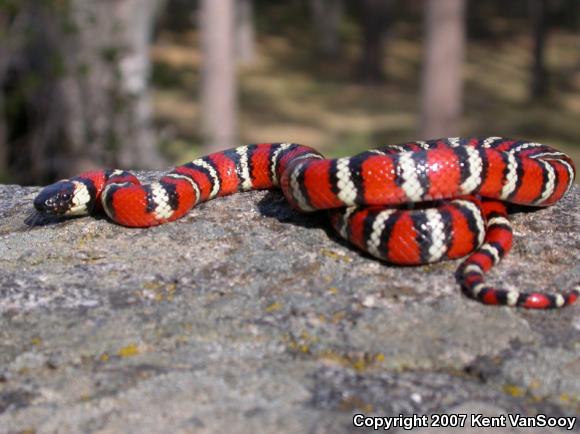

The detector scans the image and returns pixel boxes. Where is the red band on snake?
[33,137,578,309]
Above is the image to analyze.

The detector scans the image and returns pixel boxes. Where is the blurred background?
[0,0,578,185]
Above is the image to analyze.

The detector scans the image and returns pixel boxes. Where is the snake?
[33,137,578,309]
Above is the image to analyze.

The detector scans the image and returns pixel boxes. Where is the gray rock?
[0,180,578,434]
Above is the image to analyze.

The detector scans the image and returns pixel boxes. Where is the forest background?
[0,0,578,185]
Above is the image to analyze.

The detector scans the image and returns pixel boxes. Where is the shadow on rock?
[23,210,104,228]
[256,191,379,262]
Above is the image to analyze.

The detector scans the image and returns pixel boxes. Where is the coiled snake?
[33,137,578,309]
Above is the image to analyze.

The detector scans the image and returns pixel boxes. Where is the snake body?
[34,137,578,309]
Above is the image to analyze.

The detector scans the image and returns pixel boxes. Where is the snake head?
[34,180,94,216]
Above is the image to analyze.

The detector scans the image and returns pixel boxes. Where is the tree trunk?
[0,0,163,184]
[530,0,548,99]
[358,0,392,84]
[420,0,466,139]
[236,0,256,64]
[116,0,165,169]
[310,0,343,59]
[200,0,238,152]
[63,0,164,172]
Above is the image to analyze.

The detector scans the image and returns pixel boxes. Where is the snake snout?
[34,182,74,215]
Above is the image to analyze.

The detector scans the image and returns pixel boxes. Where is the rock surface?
[0,180,578,434]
